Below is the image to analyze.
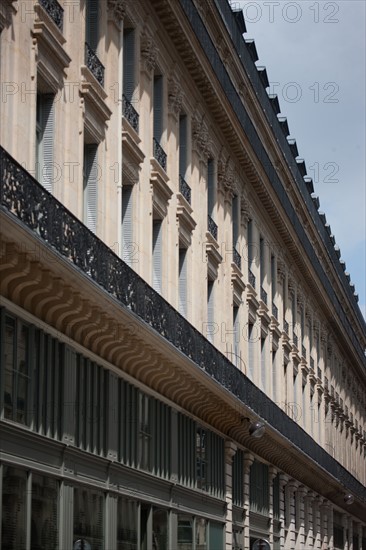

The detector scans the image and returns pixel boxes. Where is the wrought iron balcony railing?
[207,214,218,240]
[310,357,314,369]
[1,146,365,504]
[179,175,191,204]
[260,286,267,305]
[153,138,167,171]
[293,332,298,348]
[317,366,322,380]
[123,94,139,133]
[324,376,329,391]
[85,42,105,87]
[248,268,256,288]
[302,345,306,358]
[39,0,64,31]
[233,246,241,270]
[272,302,278,320]
[284,320,289,334]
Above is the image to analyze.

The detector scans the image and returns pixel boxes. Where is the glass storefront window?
[1,467,27,549]
[74,487,104,550]
[178,514,193,549]
[196,517,207,550]
[31,474,58,549]
[117,497,138,550]
[153,508,168,550]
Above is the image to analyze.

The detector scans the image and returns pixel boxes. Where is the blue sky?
[233,0,366,320]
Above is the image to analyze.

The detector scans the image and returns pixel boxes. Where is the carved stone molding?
[141,29,158,76]
[217,148,236,196]
[277,260,286,283]
[167,75,183,118]
[192,111,212,159]
[107,0,127,21]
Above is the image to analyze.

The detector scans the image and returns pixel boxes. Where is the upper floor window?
[85,0,99,52]
[36,93,55,193]
[122,185,134,266]
[179,248,188,318]
[123,28,139,132]
[83,143,98,233]
[153,74,166,169]
[139,393,151,471]
[152,219,163,293]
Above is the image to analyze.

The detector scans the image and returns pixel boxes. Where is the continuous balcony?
[1,146,365,507]
[85,42,105,87]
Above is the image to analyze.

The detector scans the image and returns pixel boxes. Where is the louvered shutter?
[153,76,163,142]
[248,324,254,379]
[207,281,214,342]
[179,115,187,177]
[122,185,133,265]
[152,220,162,293]
[261,337,266,392]
[86,0,99,52]
[233,306,239,366]
[179,248,187,317]
[84,144,98,233]
[123,29,135,102]
[207,159,215,216]
[40,95,54,193]
[232,195,239,246]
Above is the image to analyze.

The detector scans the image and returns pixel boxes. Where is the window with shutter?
[122,185,133,265]
[153,75,163,143]
[179,114,187,178]
[261,336,266,393]
[232,195,239,247]
[83,144,98,233]
[152,219,163,293]
[123,28,135,102]
[36,94,54,193]
[248,323,255,380]
[86,0,99,52]
[179,248,187,317]
[207,280,214,342]
[207,159,215,217]
[233,305,239,366]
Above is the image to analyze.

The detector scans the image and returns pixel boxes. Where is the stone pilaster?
[279,473,289,550]
[297,486,308,548]
[268,466,278,549]
[243,452,254,550]
[285,479,298,550]
[304,492,315,549]
[224,441,237,550]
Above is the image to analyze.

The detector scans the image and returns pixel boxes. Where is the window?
[272,349,277,401]
[153,75,163,144]
[153,509,168,550]
[233,305,240,366]
[179,114,187,179]
[196,517,207,550]
[250,460,269,516]
[83,144,98,233]
[232,450,244,507]
[271,254,276,303]
[36,93,54,192]
[178,515,193,547]
[152,219,163,293]
[122,185,134,266]
[196,427,207,491]
[31,474,58,548]
[232,195,239,248]
[248,323,255,380]
[74,486,104,549]
[259,237,265,287]
[179,248,188,317]
[123,28,136,103]
[260,336,266,393]
[3,316,30,425]
[139,393,151,471]
[1,467,27,548]
[85,0,99,52]
[117,496,138,550]
[207,280,215,342]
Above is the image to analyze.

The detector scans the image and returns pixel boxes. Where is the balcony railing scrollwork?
[248,269,256,288]
[233,247,241,270]
[260,286,267,305]
[302,345,306,358]
[293,332,298,348]
[317,366,322,380]
[179,175,191,204]
[272,302,278,320]
[39,0,64,31]
[85,42,105,87]
[207,214,218,240]
[284,320,289,334]
[1,145,365,504]
[123,94,139,133]
[153,138,167,171]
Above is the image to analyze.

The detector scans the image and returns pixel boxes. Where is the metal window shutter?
[153,76,163,142]
[152,220,162,293]
[248,323,254,379]
[86,0,99,51]
[40,95,54,193]
[84,144,98,233]
[179,248,187,317]
[207,281,214,342]
[179,115,187,177]
[123,29,135,102]
[122,185,133,265]
[207,159,215,216]
[232,195,239,245]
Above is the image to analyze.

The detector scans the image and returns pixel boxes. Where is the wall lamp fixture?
[344,494,354,505]
[242,417,266,439]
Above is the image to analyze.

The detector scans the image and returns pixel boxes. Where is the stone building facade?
[0,0,365,548]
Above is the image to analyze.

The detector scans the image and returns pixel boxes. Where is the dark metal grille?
[85,42,105,87]
[1,146,365,504]
[248,269,255,288]
[317,366,322,380]
[302,345,306,358]
[272,302,278,320]
[260,286,267,305]
[310,357,314,369]
[233,246,241,270]
[153,138,167,171]
[39,0,64,31]
[293,333,298,348]
[207,214,218,240]
[179,175,191,204]
[123,94,139,133]
[284,320,289,334]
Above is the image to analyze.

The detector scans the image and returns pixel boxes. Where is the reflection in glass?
[74,487,104,550]
[196,517,207,550]
[31,474,58,549]
[153,508,168,550]
[117,497,138,549]
[178,514,193,549]
[1,467,27,549]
